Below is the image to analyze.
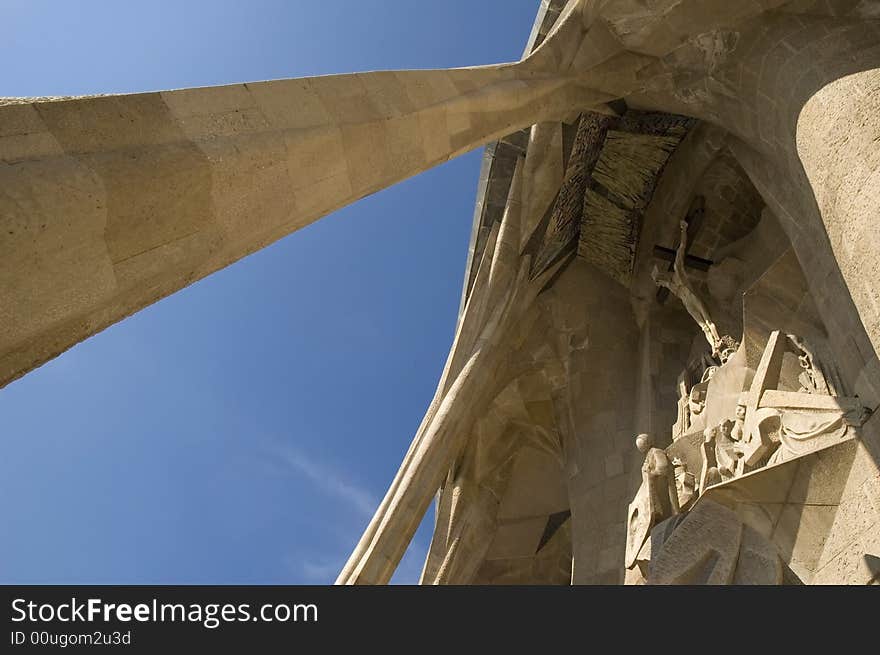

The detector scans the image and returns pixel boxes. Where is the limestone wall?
[555,262,639,584]
[812,426,880,584]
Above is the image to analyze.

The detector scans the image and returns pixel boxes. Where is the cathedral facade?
[3,1,880,584]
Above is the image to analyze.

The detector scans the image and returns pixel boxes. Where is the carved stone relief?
[624,328,870,584]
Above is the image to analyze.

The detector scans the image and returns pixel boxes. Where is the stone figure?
[639,433,680,518]
[672,457,696,509]
[698,427,722,494]
[688,364,716,417]
[765,410,850,466]
[625,434,681,570]
[734,399,777,475]
[716,335,740,365]
[652,221,723,357]
[673,371,691,439]
[786,333,839,396]
[714,419,744,480]
[731,403,746,442]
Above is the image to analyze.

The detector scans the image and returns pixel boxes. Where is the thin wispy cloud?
[270,443,379,519]
[298,558,346,583]
[265,439,429,584]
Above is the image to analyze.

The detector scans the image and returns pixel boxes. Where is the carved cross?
[653,196,712,303]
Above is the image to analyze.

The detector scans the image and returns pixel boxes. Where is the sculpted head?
[703,426,716,444]
[635,433,653,454]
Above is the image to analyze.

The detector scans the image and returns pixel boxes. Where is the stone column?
[0,65,609,388]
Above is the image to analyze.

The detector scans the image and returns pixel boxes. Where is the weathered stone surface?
[647,500,742,585]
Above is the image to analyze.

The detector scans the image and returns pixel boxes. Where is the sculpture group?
[625,323,870,583]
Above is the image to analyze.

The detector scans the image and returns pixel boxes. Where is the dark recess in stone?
[536,509,572,554]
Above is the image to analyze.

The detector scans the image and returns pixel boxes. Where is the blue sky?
[0,1,540,583]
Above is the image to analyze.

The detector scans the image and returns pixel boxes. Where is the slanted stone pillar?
[0,65,609,389]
